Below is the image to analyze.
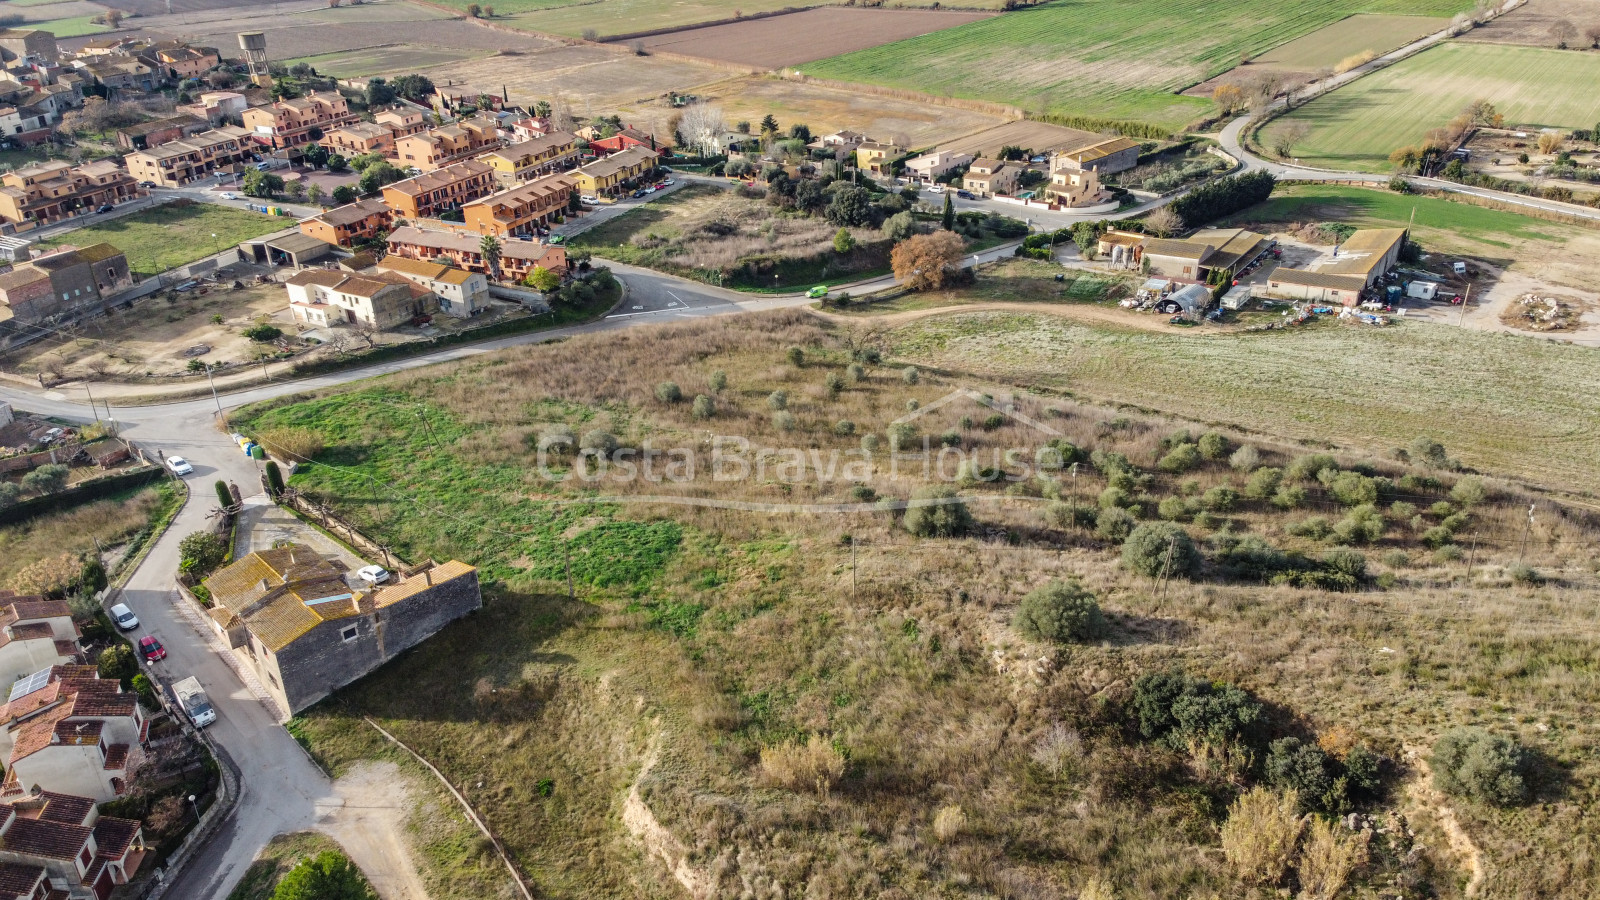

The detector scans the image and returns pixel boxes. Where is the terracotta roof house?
[1052,136,1141,175]
[0,161,144,228]
[203,545,481,715]
[0,595,78,686]
[381,160,496,220]
[391,116,500,172]
[386,225,568,283]
[0,666,143,803]
[323,121,397,157]
[0,245,131,325]
[588,127,658,156]
[961,158,1017,198]
[241,92,357,149]
[854,141,905,176]
[569,146,657,198]
[0,792,146,900]
[123,126,252,188]
[297,199,393,248]
[462,173,573,238]
[374,256,490,318]
[480,131,579,185]
[283,269,434,330]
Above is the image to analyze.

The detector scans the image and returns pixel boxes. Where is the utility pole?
[1464,532,1478,580]
[1457,281,1472,327]
[1156,533,1177,601]
[204,363,222,417]
[1069,462,1079,526]
[83,379,102,426]
[415,409,441,450]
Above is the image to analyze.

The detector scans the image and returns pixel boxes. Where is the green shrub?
[97,644,138,687]
[786,346,805,367]
[1211,534,1291,580]
[1286,517,1331,540]
[580,430,618,454]
[1132,670,1262,749]
[1121,522,1200,578]
[1158,496,1193,521]
[846,363,866,383]
[767,390,788,410]
[1430,500,1455,518]
[1013,579,1107,644]
[179,531,229,577]
[0,483,18,509]
[902,366,919,384]
[850,484,876,503]
[1398,473,1442,493]
[272,850,377,900]
[1323,549,1367,581]
[78,556,107,597]
[692,395,714,419]
[1509,562,1542,585]
[1433,544,1463,563]
[1035,439,1077,471]
[1197,431,1228,460]
[1409,437,1452,469]
[860,434,880,452]
[1332,504,1384,545]
[1043,501,1096,530]
[1326,472,1378,507]
[1389,501,1417,521]
[1244,467,1282,500]
[824,371,845,397]
[1201,485,1238,512]
[1094,507,1134,541]
[834,420,856,436]
[215,479,233,509]
[265,461,285,496]
[1286,454,1337,482]
[130,673,158,710]
[1343,744,1385,798]
[940,430,961,447]
[887,423,917,452]
[1421,526,1455,549]
[1271,485,1307,509]
[904,485,972,538]
[1265,737,1336,811]
[1158,442,1201,473]
[21,464,69,495]
[1432,727,1531,806]
[773,411,796,432]
[957,460,1000,486]
[655,381,682,403]
[1382,549,1410,569]
[709,369,727,392]
[243,323,283,342]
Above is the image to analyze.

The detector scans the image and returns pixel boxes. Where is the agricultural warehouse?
[1266,228,1407,305]
[1140,228,1270,283]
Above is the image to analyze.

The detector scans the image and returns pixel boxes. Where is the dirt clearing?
[626,7,996,69]
[933,118,1101,157]
[416,46,725,115]
[318,761,430,900]
[1459,0,1600,45]
[617,75,1009,148]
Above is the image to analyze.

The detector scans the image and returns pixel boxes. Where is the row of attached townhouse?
[571,145,659,197]
[298,198,392,248]
[123,126,253,188]
[322,108,428,157]
[479,131,579,186]
[241,91,358,149]
[0,244,132,326]
[374,255,490,318]
[386,226,568,283]
[391,115,501,172]
[462,172,573,238]
[0,161,143,227]
[380,159,497,219]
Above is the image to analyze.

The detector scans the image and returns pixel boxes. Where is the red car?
[138,635,166,662]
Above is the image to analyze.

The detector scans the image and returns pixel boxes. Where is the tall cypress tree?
[942,193,955,231]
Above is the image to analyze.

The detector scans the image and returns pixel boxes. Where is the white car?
[220,191,236,200]
[644,185,657,194]
[166,456,193,476]
[660,178,675,187]
[356,565,391,585]
[580,195,599,205]
[928,184,945,194]
[109,603,139,631]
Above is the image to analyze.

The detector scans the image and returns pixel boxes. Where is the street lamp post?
[188,794,199,824]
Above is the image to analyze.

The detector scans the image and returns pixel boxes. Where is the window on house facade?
[341,625,358,642]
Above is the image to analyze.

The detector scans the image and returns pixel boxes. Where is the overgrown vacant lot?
[239,309,1600,899]
[802,0,1474,130]
[1271,42,1600,171]
[0,481,174,588]
[42,201,284,277]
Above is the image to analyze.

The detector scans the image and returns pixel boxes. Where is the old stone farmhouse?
[202,545,480,715]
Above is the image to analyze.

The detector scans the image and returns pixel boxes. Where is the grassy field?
[0,480,176,590]
[802,0,1474,131]
[284,46,491,78]
[27,14,110,36]
[1251,13,1447,70]
[41,202,284,278]
[236,307,1600,899]
[1272,42,1600,171]
[439,0,857,38]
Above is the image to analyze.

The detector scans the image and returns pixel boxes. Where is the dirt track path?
[317,762,432,900]
[808,299,1188,333]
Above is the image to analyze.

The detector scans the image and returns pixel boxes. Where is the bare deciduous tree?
[678,103,726,157]
[1144,206,1181,238]
[1550,18,1578,47]
[1273,121,1311,158]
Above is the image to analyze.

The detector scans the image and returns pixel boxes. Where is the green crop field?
[1271,42,1600,171]
[803,0,1474,131]
[435,0,844,37]
[284,46,489,79]
[1220,183,1569,250]
[26,14,110,37]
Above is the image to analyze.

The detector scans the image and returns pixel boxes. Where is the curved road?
[0,235,1035,898]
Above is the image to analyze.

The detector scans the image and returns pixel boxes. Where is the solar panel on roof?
[8,667,52,702]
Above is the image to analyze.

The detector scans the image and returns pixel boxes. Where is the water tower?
[238,32,271,87]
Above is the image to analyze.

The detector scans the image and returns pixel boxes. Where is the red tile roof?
[0,862,45,898]
[89,818,140,858]
[34,793,94,826]
[0,816,90,859]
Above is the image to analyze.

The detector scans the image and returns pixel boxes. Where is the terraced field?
[802,0,1476,131]
[1271,42,1600,171]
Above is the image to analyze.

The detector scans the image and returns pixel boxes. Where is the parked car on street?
[166,455,193,475]
[139,635,166,662]
[96,204,113,214]
[548,234,565,245]
[110,604,139,631]
[928,184,945,194]
[956,190,974,199]
[220,192,236,200]
[806,285,829,299]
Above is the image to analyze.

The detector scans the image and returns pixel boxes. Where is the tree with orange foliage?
[891,231,966,292]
